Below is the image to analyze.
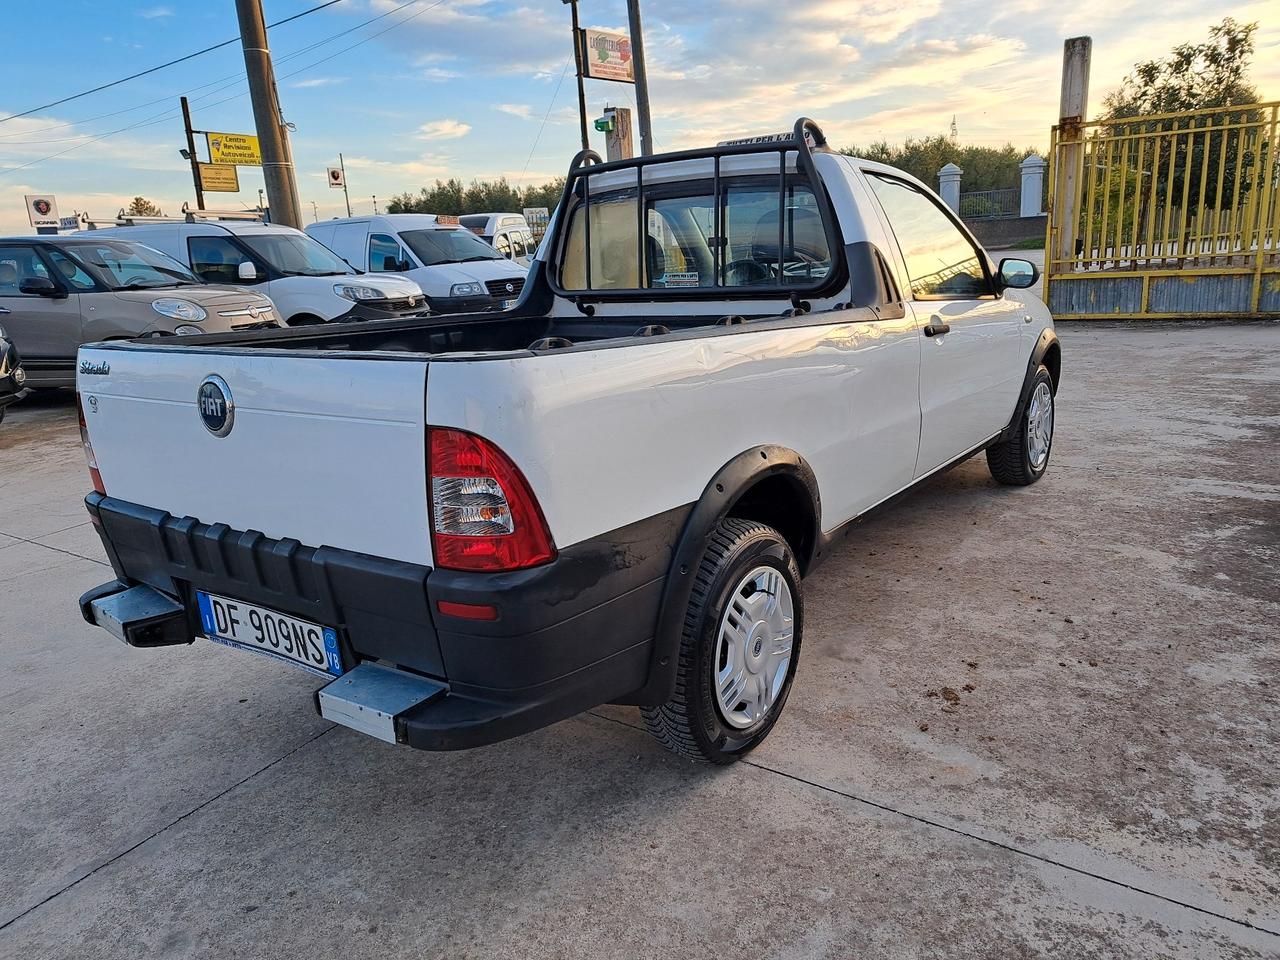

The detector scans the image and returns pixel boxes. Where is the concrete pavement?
[0,323,1276,958]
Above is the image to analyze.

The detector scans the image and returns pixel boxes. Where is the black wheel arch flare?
[621,445,821,706]
[999,327,1061,443]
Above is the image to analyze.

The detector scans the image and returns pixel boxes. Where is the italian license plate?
[502,298,517,309]
[196,591,343,677]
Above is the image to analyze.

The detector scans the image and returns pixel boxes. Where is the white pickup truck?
[76,120,1058,764]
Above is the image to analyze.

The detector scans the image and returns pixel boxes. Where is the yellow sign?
[198,163,240,192]
[206,131,261,166]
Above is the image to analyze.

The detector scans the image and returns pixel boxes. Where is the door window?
[509,233,528,259]
[494,233,513,259]
[865,173,991,299]
[368,233,405,272]
[188,236,255,284]
[44,249,97,291]
[0,245,52,296]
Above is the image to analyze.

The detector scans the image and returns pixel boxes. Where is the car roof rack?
[77,204,266,229]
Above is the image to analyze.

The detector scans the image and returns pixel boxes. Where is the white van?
[88,213,426,326]
[307,214,528,314]
[458,213,536,266]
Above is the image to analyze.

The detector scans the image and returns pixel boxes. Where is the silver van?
[0,236,279,388]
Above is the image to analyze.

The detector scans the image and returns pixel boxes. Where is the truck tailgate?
[77,344,432,566]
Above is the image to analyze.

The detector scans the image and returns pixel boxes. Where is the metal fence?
[1045,101,1280,318]
[959,188,1018,220]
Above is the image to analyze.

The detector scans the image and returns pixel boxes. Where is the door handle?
[0,307,10,315]
[923,319,950,337]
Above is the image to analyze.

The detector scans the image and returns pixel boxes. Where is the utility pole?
[625,0,654,156]
[339,152,351,217]
[180,97,205,210]
[1052,37,1091,271]
[562,0,590,151]
[372,195,379,215]
[235,0,303,229]
[311,200,319,222]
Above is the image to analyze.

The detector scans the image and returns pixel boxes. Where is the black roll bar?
[545,117,846,304]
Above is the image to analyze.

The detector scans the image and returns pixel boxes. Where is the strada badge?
[197,375,234,437]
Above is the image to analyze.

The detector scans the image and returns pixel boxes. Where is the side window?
[865,173,991,299]
[188,236,253,284]
[509,234,527,259]
[0,245,52,296]
[494,233,513,259]
[44,249,97,291]
[368,233,404,272]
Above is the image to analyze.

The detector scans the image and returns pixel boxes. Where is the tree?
[1098,18,1264,229]
[125,196,163,217]
[837,136,1040,193]
[1103,18,1259,119]
[387,177,566,216]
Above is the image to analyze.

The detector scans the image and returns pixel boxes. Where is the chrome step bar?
[317,663,447,744]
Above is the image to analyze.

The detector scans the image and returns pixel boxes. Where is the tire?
[641,518,803,764]
[987,364,1055,485]
[287,313,325,327]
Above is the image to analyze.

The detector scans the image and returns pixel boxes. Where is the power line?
[519,57,572,184]
[0,0,455,178]
[0,0,345,126]
[0,0,442,143]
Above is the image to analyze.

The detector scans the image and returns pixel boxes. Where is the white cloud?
[495,104,535,120]
[290,77,349,89]
[415,119,471,140]
[138,5,173,18]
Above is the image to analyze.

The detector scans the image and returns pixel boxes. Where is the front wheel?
[987,364,1055,485]
[641,518,803,764]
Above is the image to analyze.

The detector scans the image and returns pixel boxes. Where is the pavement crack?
[0,725,335,933]
[585,709,1280,939]
[0,530,109,568]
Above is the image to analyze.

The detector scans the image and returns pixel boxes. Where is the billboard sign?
[206,132,262,165]
[25,195,59,228]
[581,29,633,83]
[199,163,240,192]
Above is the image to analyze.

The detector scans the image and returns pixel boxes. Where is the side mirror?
[382,255,399,272]
[19,276,59,297]
[399,259,412,273]
[997,257,1039,290]
[237,261,258,281]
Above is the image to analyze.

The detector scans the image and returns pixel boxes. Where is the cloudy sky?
[1,0,1276,234]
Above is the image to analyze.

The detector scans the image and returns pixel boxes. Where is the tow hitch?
[79,581,192,648]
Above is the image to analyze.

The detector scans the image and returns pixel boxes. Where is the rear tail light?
[428,427,555,572]
[76,393,106,495]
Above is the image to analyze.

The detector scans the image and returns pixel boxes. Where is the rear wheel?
[642,518,802,764]
[987,364,1054,485]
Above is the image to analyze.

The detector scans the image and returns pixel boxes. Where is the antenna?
[950,115,958,140]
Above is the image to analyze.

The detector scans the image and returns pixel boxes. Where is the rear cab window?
[557,163,834,295]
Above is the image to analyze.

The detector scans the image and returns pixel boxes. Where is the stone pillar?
[938,163,963,213]
[1020,155,1047,217]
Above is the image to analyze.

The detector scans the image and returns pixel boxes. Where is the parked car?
[307,214,528,314]
[87,212,426,326]
[0,236,280,389]
[75,119,1057,765]
[458,212,537,267]
[0,325,29,423]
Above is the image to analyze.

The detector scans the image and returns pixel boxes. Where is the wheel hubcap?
[714,565,794,730]
[1026,381,1054,470]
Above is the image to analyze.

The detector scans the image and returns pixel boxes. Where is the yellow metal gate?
[1044,101,1280,318]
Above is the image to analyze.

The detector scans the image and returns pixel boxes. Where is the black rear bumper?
[80,493,685,750]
